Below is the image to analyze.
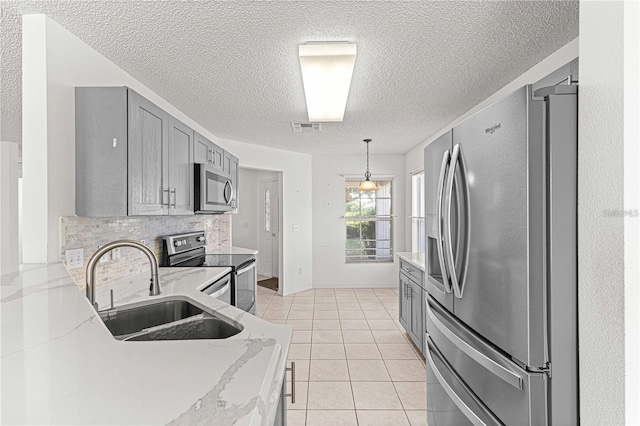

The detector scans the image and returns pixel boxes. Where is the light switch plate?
[65,248,84,269]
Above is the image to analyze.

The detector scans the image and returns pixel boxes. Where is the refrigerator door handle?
[436,149,452,293]
[426,337,503,426]
[427,300,524,390]
[444,144,471,299]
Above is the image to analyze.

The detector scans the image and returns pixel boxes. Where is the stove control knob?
[175,240,182,247]
[197,236,205,242]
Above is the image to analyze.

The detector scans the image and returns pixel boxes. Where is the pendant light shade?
[358,139,378,191]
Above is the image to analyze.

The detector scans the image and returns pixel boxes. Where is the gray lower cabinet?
[398,260,425,355]
[399,273,411,332]
[274,360,297,425]
[76,87,195,217]
[273,378,287,426]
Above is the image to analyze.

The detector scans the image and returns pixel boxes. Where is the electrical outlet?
[298,268,303,275]
[112,247,121,260]
[293,224,300,232]
[243,222,249,229]
[65,248,84,269]
[98,245,110,263]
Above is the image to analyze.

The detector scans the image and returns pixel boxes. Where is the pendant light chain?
[365,139,371,180]
[359,139,377,191]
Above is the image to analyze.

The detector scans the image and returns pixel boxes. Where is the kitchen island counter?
[1,263,292,425]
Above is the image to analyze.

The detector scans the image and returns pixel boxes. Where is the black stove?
[161,231,257,314]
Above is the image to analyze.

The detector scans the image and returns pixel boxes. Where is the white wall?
[232,168,261,251]
[232,168,279,252]
[218,140,311,296]
[22,15,312,295]
[578,2,626,424]
[0,142,20,274]
[312,154,405,288]
[403,38,579,247]
[625,2,640,423]
[22,15,49,262]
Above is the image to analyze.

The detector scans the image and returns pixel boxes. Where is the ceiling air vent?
[291,122,322,132]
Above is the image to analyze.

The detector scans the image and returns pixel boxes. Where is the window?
[411,171,425,253]
[264,189,271,231]
[345,178,393,263]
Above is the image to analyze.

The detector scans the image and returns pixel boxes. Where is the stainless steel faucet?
[86,240,161,311]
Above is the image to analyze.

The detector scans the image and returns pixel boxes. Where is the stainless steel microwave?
[194,163,235,213]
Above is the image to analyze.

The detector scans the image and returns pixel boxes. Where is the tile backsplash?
[60,215,231,288]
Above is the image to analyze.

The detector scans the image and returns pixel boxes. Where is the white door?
[260,180,273,277]
[271,178,280,278]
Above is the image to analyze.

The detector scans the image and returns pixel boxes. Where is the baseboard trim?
[311,283,397,289]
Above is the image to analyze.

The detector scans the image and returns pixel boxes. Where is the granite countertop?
[396,252,426,271]
[207,246,259,255]
[1,263,292,425]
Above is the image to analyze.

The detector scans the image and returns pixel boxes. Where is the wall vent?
[291,122,322,132]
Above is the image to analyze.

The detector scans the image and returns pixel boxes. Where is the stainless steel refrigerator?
[423,82,578,425]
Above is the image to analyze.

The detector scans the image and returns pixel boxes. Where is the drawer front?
[426,297,547,426]
[400,259,424,285]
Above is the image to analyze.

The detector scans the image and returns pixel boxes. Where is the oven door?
[195,163,233,213]
[234,260,257,314]
[201,273,232,305]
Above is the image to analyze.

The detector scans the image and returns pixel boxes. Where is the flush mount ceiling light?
[358,139,378,191]
[298,42,357,122]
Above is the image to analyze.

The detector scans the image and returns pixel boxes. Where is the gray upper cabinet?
[128,90,170,216]
[167,116,194,215]
[76,87,195,217]
[228,152,239,213]
[76,87,129,217]
[194,131,224,172]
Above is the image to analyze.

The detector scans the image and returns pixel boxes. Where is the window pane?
[265,189,271,232]
[344,177,393,263]
[411,171,425,253]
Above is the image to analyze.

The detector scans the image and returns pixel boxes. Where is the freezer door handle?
[427,300,524,390]
[426,337,503,426]
[444,143,471,299]
[436,149,452,293]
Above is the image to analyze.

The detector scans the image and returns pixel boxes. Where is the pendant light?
[358,139,378,191]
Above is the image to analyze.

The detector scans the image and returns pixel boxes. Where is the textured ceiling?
[0,1,578,154]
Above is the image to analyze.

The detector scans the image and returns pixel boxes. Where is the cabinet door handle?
[286,361,296,403]
[162,188,170,206]
[170,188,177,208]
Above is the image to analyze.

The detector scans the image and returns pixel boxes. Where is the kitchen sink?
[122,317,241,341]
[100,298,242,341]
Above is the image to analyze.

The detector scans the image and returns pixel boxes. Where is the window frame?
[410,169,425,254]
[344,176,394,264]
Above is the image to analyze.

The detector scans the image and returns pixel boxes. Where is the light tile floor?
[256,286,427,426]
